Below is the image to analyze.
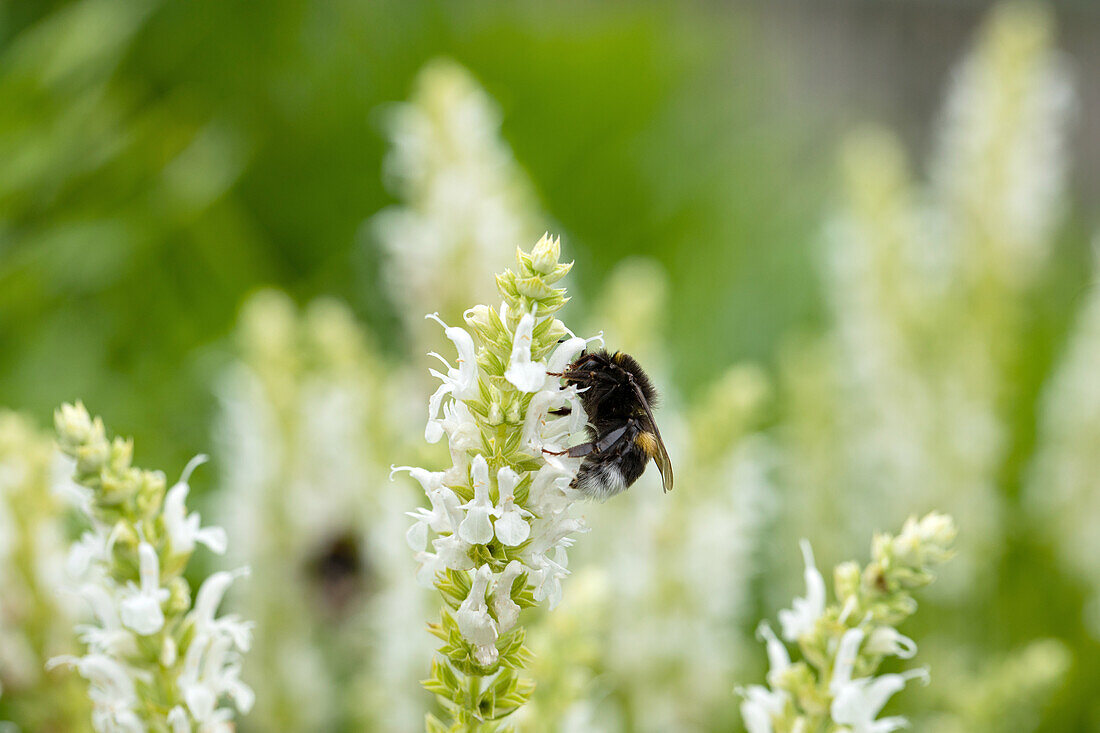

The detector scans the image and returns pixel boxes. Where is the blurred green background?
[0,0,830,472]
[4,1,1100,731]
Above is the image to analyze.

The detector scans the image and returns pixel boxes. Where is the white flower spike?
[399,238,593,727]
[52,403,252,732]
[739,515,954,733]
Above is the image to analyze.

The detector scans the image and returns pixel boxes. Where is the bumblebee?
[550,350,673,500]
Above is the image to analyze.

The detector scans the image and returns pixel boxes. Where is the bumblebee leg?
[542,423,630,460]
[542,442,595,458]
[594,424,630,453]
[548,407,572,416]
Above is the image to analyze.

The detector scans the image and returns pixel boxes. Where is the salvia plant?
[0,411,90,731]
[782,0,1071,596]
[395,233,601,731]
[739,512,956,733]
[50,403,253,732]
[214,291,431,732]
[373,59,541,361]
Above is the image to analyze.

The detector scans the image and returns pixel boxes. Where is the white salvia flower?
[189,569,254,650]
[494,466,532,546]
[778,539,826,641]
[68,529,112,579]
[176,569,254,729]
[831,670,929,733]
[168,705,189,733]
[757,622,791,678]
[830,630,929,733]
[528,547,570,610]
[491,561,526,634]
[455,566,499,666]
[865,626,918,659]
[46,654,144,733]
[427,313,479,389]
[398,466,464,551]
[504,310,546,392]
[415,534,474,588]
[458,455,499,545]
[163,455,227,556]
[736,623,793,733]
[118,542,168,636]
[74,584,137,658]
[179,635,253,727]
[829,627,867,696]
[739,684,788,733]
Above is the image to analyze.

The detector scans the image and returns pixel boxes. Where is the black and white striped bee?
[548,350,673,500]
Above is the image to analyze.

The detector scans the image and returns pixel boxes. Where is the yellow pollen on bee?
[635,431,659,458]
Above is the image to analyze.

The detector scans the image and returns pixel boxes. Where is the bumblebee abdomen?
[571,438,649,500]
[635,430,659,459]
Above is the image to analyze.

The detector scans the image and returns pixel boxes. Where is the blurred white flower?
[47,654,143,733]
[0,411,89,727]
[1027,241,1100,636]
[213,292,432,731]
[740,515,954,733]
[373,59,541,361]
[52,403,252,733]
[830,629,928,733]
[117,542,168,636]
[163,455,227,557]
[788,2,1073,602]
[739,684,788,733]
[778,539,826,641]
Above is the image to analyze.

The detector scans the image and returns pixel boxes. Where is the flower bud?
[529,233,560,275]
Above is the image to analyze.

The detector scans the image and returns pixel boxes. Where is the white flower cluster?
[740,513,955,733]
[930,1,1072,288]
[0,412,79,703]
[51,403,253,733]
[401,235,599,728]
[801,2,1072,596]
[745,552,926,733]
[402,307,596,660]
[214,291,431,732]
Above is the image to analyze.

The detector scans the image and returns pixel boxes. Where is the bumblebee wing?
[629,381,674,493]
